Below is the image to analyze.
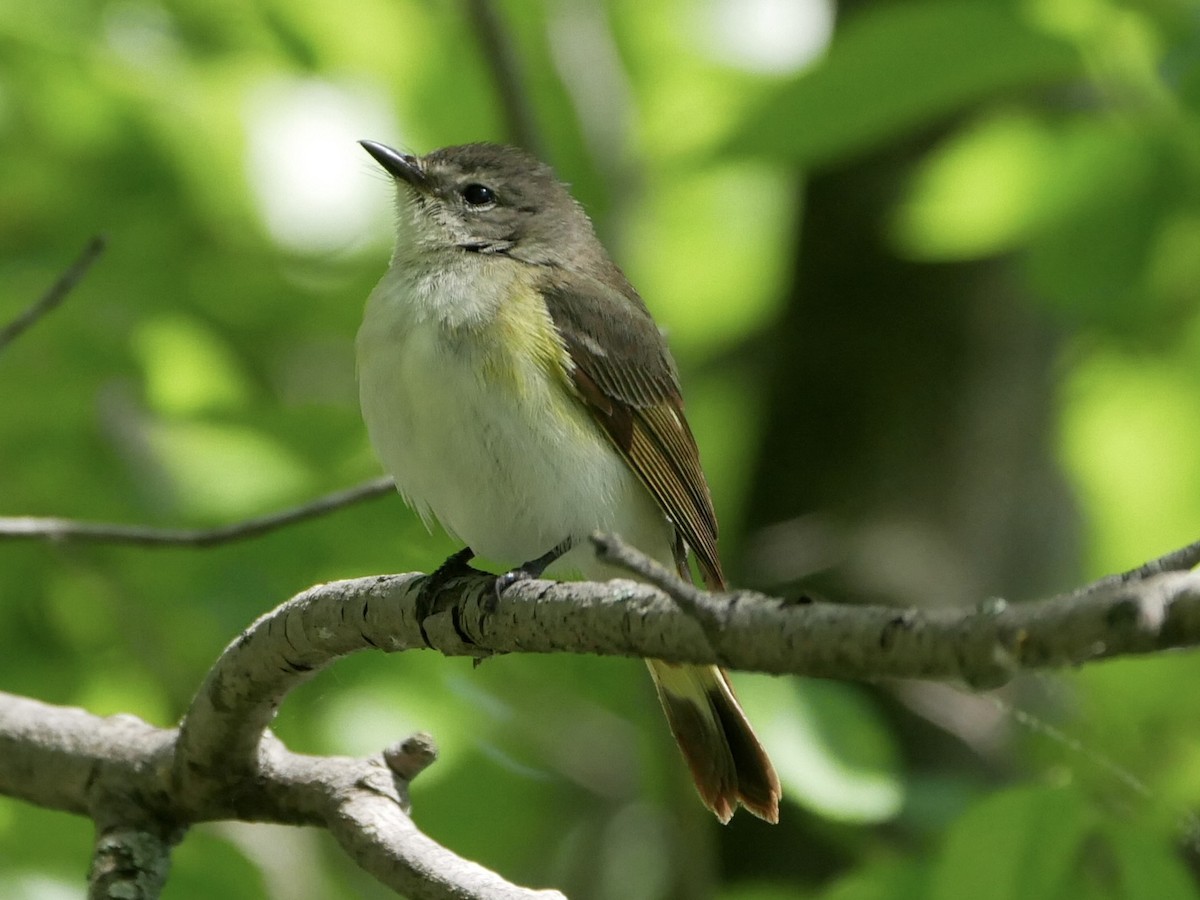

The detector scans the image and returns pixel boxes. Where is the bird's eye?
[462,183,495,206]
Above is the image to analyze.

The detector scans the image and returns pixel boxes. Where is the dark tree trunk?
[739,139,1080,610]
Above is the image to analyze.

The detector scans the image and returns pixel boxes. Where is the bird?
[355,139,780,823]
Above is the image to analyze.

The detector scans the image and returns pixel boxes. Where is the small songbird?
[356,140,780,823]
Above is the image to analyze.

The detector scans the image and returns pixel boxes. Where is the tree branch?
[5,534,1199,897]
[0,236,106,353]
[89,823,175,900]
[0,477,396,547]
[172,573,429,810]
[0,688,560,899]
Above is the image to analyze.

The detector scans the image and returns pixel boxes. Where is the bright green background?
[3,0,1200,897]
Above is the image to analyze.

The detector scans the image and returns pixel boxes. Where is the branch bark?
[0,691,560,899]
[3,534,1198,898]
[588,533,1200,686]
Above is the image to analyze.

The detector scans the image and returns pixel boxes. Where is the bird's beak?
[359,140,427,189]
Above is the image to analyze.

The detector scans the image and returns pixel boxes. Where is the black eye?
[462,183,495,206]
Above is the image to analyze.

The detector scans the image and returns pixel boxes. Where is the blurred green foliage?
[3,0,1200,897]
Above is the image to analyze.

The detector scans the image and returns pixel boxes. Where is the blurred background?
[3,0,1200,897]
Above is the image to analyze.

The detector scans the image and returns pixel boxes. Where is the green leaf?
[735,1,1080,167]
[145,420,312,519]
[892,109,1055,260]
[1023,132,1170,322]
[1104,820,1198,900]
[133,314,252,417]
[816,858,927,900]
[929,784,1093,900]
[1059,352,1200,571]
[735,675,904,823]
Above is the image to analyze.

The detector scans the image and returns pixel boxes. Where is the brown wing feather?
[627,405,723,587]
[540,272,724,588]
[542,271,778,824]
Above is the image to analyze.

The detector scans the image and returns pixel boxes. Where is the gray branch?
[89,824,175,900]
[3,533,1199,897]
[0,236,106,353]
[0,477,397,547]
[0,688,559,899]
[585,533,1200,685]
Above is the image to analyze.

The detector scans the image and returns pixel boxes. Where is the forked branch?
[3,533,1199,897]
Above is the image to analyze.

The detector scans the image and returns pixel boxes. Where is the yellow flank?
[481,270,574,400]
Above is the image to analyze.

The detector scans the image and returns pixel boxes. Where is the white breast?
[356,255,673,577]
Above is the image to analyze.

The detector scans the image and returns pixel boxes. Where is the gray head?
[360,141,602,268]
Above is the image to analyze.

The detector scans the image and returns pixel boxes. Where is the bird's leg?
[417,546,483,644]
[431,546,479,582]
[494,538,574,599]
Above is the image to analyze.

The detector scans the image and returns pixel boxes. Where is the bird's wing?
[540,271,724,588]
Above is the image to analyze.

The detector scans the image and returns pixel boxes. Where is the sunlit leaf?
[623,162,794,355]
[1059,350,1200,570]
[893,110,1054,259]
[145,420,312,518]
[736,674,904,823]
[736,0,1079,166]
[133,314,251,416]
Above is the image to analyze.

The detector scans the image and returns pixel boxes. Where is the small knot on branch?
[384,732,438,782]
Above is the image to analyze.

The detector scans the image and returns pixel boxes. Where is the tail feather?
[646,659,781,824]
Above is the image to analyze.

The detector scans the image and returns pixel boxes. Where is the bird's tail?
[645,659,780,823]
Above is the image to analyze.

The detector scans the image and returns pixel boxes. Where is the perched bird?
[356,140,780,823]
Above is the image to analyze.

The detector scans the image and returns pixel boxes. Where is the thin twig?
[0,236,107,353]
[0,477,396,547]
[1118,537,1200,580]
[463,0,542,155]
[1056,535,1200,605]
[590,531,732,658]
[590,532,721,614]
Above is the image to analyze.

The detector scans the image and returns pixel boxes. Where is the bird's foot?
[491,538,574,606]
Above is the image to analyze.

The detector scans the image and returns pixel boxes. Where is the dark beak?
[359,140,426,188]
